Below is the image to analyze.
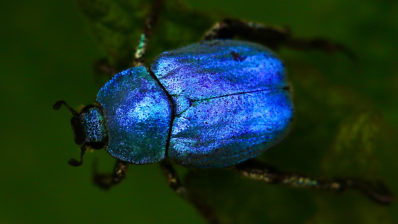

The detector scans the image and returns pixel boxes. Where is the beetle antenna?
[68,145,87,167]
[53,100,79,116]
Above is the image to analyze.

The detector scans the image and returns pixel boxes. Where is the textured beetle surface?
[95,39,293,168]
[97,67,172,164]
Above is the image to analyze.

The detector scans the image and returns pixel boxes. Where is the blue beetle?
[97,39,292,168]
[55,14,393,206]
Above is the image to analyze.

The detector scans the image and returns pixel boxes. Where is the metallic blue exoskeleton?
[82,39,293,168]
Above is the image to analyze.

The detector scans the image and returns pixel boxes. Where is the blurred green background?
[1,0,397,223]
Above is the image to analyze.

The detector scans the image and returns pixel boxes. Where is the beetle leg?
[92,159,129,190]
[133,0,164,66]
[160,160,187,196]
[92,0,164,78]
[93,58,118,79]
[203,18,355,60]
[235,159,394,205]
[160,160,220,224]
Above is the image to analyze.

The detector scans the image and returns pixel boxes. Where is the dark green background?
[1,0,397,223]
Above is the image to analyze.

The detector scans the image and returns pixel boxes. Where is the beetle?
[54,0,393,211]
[81,39,293,168]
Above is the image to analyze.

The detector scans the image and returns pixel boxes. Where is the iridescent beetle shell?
[91,39,293,168]
[97,67,172,164]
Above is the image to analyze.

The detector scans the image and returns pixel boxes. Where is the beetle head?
[53,100,108,166]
